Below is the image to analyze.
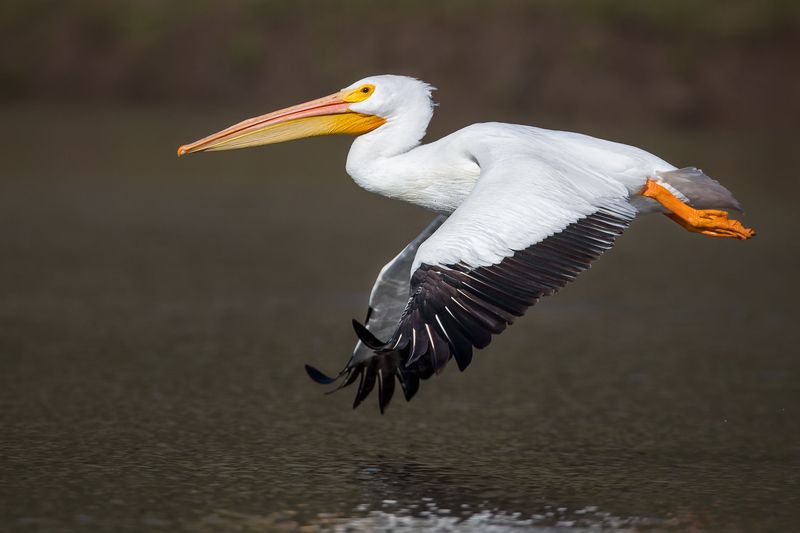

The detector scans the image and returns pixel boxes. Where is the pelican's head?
[177,75,435,156]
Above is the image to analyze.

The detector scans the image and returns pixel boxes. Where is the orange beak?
[177,90,385,156]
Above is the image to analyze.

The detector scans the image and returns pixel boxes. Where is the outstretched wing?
[313,158,638,412]
[304,216,446,380]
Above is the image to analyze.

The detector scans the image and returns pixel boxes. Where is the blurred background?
[2,1,799,531]
[3,0,799,127]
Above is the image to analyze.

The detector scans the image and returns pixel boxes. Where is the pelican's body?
[342,77,667,214]
[350,122,660,212]
[179,75,754,412]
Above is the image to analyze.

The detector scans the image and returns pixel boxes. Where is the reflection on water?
[298,463,678,532]
[190,503,672,532]
[150,460,682,531]
[1,106,798,531]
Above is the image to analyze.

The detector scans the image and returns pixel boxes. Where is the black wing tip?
[345,350,425,414]
[398,368,420,402]
[304,364,338,385]
[305,353,407,414]
[352,319,385,350]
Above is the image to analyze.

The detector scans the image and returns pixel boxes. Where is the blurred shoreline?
[2,1,798,130]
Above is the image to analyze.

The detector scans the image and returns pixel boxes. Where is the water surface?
[1,106,798,531]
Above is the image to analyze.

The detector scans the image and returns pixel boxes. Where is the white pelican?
[178,75,754,413]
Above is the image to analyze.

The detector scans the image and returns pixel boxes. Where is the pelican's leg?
[640,178,755,239]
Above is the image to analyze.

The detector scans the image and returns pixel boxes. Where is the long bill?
[177,91,385,156]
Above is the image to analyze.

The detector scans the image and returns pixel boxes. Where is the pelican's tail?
[656,167,742,211]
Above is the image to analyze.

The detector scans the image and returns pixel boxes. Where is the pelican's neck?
[344,112,481,213]
[345,99,433,194]
[347,105,433,162]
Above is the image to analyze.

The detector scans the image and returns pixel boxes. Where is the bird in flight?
[178,75,754,413]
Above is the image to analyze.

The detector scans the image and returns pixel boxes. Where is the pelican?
[178,75,754,413]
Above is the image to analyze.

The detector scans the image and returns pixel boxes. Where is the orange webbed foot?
[666,212,756,240]
[641,178,755,240]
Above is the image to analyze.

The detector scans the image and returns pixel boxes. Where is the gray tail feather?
[656,167,743,211]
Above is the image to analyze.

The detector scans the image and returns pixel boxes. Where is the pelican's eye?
[344,83,376,103]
